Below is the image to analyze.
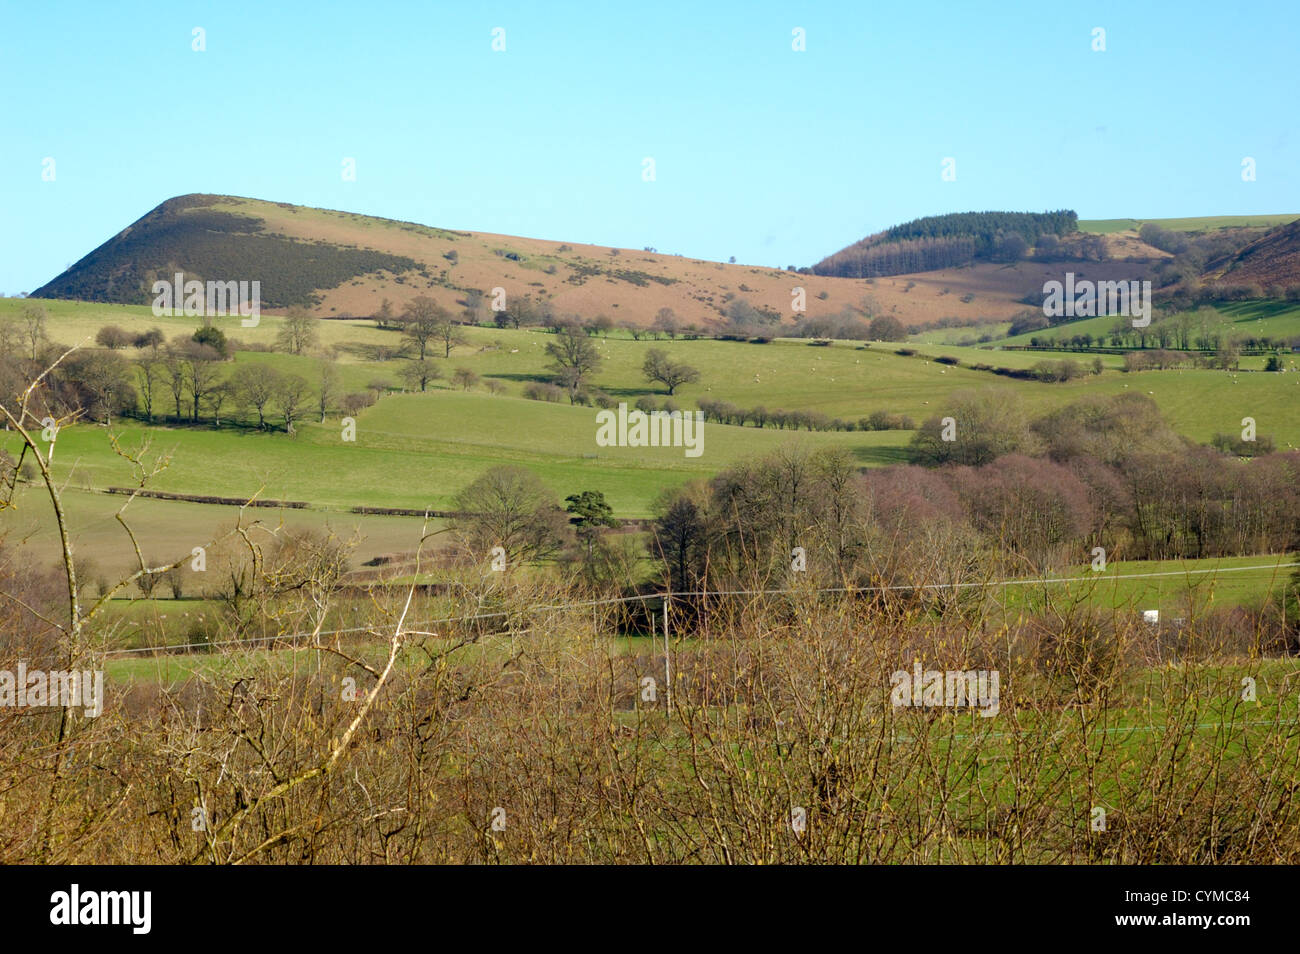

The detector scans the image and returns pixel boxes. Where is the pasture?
[4,297,1297,585]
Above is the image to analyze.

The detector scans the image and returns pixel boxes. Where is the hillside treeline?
[813,210,1078,278]
[884,210,1078,245]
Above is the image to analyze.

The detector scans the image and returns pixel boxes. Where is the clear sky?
[2,0,1297,293]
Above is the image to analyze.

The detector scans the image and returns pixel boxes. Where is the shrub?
[132,327,165,350]
[95,325,132,349]
[523,382,565,402]
[869,315,908,341]
[1211,432,1276,456]
[192,324,228,357]
[451,367,480,391]
[341,392,372,416]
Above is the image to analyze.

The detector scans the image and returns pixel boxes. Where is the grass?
[3,391,912,517]
[86,552,1297,666]
[7,298,1299,581]
[1079,214,1299,234]
[3,482,432,578]
[0,297,394,359]
[997,300,1300,349]
[998,554,1297,616]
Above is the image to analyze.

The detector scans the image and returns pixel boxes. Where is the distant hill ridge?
[33,194,424,309]
[31,196,1300,329]
[813,210,1079,278]
[37,194,1082,329]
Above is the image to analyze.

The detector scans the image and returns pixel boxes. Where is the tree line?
[812,210,1080,278]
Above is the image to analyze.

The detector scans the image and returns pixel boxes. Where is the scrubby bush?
[95,325,132,349]
[523,382,565,403]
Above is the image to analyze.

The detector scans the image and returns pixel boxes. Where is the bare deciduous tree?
[276,307,321,355]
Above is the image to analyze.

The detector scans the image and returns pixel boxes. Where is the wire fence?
[100,560,1299,658]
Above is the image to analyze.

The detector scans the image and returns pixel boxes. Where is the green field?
[91,552,1297,668]
[3,483,432,579]
[1003,555,1298,616]
[1079,214,1299,234]
[998,300,1300,350]
[5,297,1298,579]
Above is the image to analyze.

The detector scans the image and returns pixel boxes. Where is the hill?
[22,196,1158,334]
[33,197,1300,335]
[1204,218,1300,290]
[812,210,1081,278]
[33,194,882,330]
[1079,214,1299,234]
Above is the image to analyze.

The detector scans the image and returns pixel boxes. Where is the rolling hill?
[17,196,1146,332]
[32,197,1300,334]
[34,194,879,328]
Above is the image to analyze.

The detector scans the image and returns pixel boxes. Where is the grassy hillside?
[997,299,1300,349]
[1079,214,1299,234]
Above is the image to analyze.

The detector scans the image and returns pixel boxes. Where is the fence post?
[663,595,672,715]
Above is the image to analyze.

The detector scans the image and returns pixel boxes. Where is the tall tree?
[275,372,311,432]
[545,326,603,402]
[204,382,233,427]
[277,308,320,355]
[232,364,282,429]
[642,348,700,395]
[401,358,442,392]
[652,308,680,339]
[399,296,450,360]
[22,304,47,360]
[451,465,569,565]
[163,346,188,419]
[181,341,224,422]
[317,360,339,422]
[437,315,467,358]
[564,490,619,557]
[136,357,160,422]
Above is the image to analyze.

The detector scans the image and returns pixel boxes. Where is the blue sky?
[2,0,1297,293]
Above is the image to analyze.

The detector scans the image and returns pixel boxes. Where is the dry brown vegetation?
[4,569,1299,864]
[35,195,1172,332]
[3,351,1298,866]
